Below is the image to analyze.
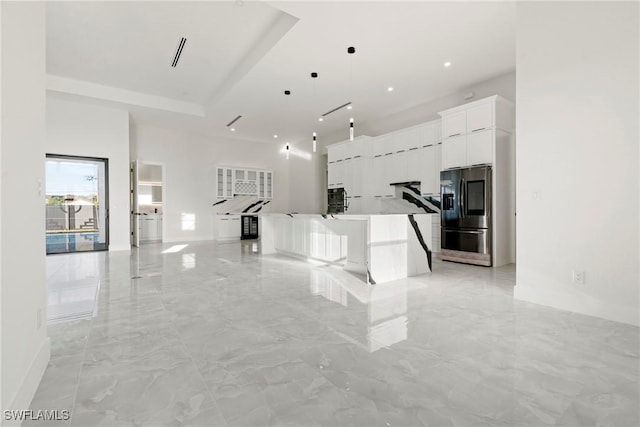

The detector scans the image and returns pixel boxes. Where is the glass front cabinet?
[217,167,272,200]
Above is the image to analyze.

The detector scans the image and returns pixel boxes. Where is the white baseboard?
[3,338,51,427]
[108,244,131,252]
[515,284,639,327]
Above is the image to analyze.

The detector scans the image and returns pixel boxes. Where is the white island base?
[261,214,433,284]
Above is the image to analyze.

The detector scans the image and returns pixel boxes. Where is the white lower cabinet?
[140,216,162,242]
[217,215,241,240]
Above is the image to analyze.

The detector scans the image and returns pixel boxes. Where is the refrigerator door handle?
[460,178,465,218]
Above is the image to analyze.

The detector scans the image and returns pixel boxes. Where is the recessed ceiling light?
[273,134,278,139]
[230,128,235,132]
[347,105,353,110]
[387,87,394,92]
[444,61,452,68]
[318,117,324,122]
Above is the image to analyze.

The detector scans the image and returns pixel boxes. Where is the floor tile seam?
[67,315,93,427]
[160,293,231,427]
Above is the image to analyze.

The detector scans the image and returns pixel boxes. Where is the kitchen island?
[261,214,433,284]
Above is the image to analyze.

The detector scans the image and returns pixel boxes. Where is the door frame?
[45,153,110,253]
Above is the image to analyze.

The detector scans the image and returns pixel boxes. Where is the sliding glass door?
[45,155,109,254]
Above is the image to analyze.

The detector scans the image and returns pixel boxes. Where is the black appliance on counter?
[327,188,345,214]
[241,215,259,240]
[440,165,492,266]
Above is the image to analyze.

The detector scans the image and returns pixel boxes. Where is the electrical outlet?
[572,270,585,285]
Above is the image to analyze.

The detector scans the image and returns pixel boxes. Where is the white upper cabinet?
[442,110,467,138]
[439,95,514,169]
[441,135,467,170]
[466,103,493,133]
[327,143,345,163]
[217,166,272,199]
[466,129,493,166]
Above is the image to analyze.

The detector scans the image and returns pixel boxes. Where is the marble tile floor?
[28,240,639,427]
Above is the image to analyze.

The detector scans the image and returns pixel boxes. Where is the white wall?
[46,97,131,251]
[0,2,50,419]
[515,2,639,326]
[132,125,290,242]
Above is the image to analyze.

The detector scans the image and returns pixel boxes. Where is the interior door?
[130,160,140,247]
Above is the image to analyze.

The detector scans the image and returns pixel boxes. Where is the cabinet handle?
[449,133,461,137]
[471,127,487,132]
[409,147,419,151]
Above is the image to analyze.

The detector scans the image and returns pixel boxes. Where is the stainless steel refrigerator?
[440,165,492,266]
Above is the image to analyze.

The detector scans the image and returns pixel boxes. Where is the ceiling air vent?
[171,37,187,67]
[226,115,242,127]
[322,102,352,118]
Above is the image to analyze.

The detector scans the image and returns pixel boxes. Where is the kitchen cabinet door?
[265,172,273,199]
[441,135,466,170]
[328,162,342,189]
[466,103,493,134]
[334,161,345,189]
[142,218,159,241]
[388,151,407,184]
[421,123,437,147]
[345,196,363,214]
[218,216,241,240]
[345,157,366,197]
[258,172,266,197]
[418,145,437,195]
[404,127,422,150]
[216,168,225,198]
[372,156,384,196]
[467,129,493,166]
[434,143,442,194]
[380,155,395,197]
[406,147,422,184]
[225,168,233,198]
[343,158,355,196]
[442,111,466,138]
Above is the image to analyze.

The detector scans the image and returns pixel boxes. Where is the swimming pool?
[46,232,107,254]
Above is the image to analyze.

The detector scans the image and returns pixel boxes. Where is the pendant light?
[311,72,319,153]
[283,90,291,159]
[347,46,356,141]
[349,118,354,141]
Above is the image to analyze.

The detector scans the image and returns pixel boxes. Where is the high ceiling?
[46,1,516,145]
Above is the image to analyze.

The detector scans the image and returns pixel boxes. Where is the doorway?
[45,154,109,254]
[131,162,163,247]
